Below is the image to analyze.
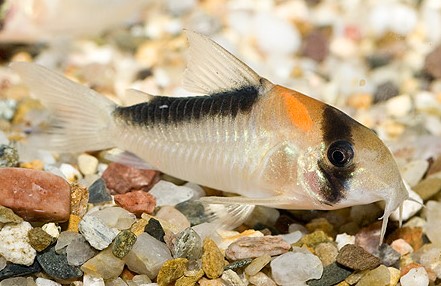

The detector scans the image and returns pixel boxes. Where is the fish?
[10,31,409,243]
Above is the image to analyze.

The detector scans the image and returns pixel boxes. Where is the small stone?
[279,231,303,244]
[224,258,252,271]
[67,214,81,233]
[156,206,191,233]
[245,206,280,229]
[0,256,6,271]
[295,230,333,248]
[335,233,356,250]
[83,274,105,286]
[0,168,71,222]
[114,190,156,217]
[88,178,112,204]
[414,177,441,200]
[55,231,80,253]
[202,238,225,279]
[388,267,401,286]
[400,267,429,286]
[306,218,334,236]
[336,244,381,271]
[248,272,277,286]
[198,277,223,286]
[0,221,36,266]
[81,248,125,280]
[374,243,401,267]
[425,45,441,79]
[175,200,208,226]
[131,218,149,236]
[28,227,53,252]
[271,247,323,286]
[401,160,429,187]
[387,227,423,251]
[346,93,373,110]
[132,274,152,284]
[157,258,188,286]
[145,218,165,242]
[70,184,89,217]
[112,230,137,258]
[302,30,329,62]
[173,227,202,260]
[390,188,423,222]
[149,180,194,206]
[106,277,128,286]
[0,206,22,224]
[124,233,172,279]
[90,207,136,230]
[101,162,159,194]
[307,262,352,286]
[1,277,36,286]
[78,154,99,175]
[356,265,390,286]
[175,269,204,286]
[41,223,60,239]
[37,246,83,280]
[314,242,338,266]
[391,238,413,255]
[375,81,400,105]
[355,222,382,254]
[426,201,441,247]
[366,53,392,69]
[66,235,98,266]
[35,278,61,286]
[0,261,41,280]
[225,235,291,260]
[221,269,246,286]
[79,215,118,250]
[59,163,82,182]
[244,254,272,276]
[0,144,19,167]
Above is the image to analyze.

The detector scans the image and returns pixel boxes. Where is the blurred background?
[0,0,440,160]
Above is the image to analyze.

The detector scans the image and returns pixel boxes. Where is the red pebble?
[114,190,156,217]
[0,168,71,222]
[102,162,159,194]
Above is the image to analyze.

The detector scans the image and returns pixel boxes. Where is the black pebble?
[37,246,83,280]
[88,178,112,204]
[175,200,208,226]
[144,218,165,242]
[307,262,352,286]
[0,260,41,280]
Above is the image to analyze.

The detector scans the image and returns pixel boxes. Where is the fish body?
[11,31,408,242]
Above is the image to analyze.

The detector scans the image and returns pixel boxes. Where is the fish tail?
[10,62,117,152]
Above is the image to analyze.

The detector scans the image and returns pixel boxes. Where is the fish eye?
[327,140,354,168]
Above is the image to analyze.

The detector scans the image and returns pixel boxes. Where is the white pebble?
[149,180,194,206]
[79,215,118,250]
[271,247,323,285]
[401,160,429,187]
[386,94,412,118]
[391,187,423,222]
[90,207,136,230]
[36,278,62,286]
[279,231,302,245]
[78,154,99,175]
[335,233,355,250]
[400,267,429,286]
[83,274,105,286]
[426,201,441,247]
[42,223,60,239]
[59,163,82,182]
[0,221,36,266]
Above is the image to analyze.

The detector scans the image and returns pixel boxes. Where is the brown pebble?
[387,227,423,251]
[202,238,225,279]
[28,227,53,252]
[355,221,382,254]
[102,162,159,194]
[70,184,89,217]
[225,236,291,261]
[0,205,23,224]
[425,44,441,79]
[0,168,71,222]
[157,258,188,286]
[114,190,156,217]
[302,30,329,62]
[336,244,381,271]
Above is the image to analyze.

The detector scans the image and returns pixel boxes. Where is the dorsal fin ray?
[183,31,271,95]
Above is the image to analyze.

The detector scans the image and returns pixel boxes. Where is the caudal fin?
[10,62,117,152]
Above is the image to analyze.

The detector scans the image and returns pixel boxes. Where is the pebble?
[78,153,99,175]
[245,206,280,229]
[401,160,429,187]
[400,267,429,286]
[114,190,156,217]
[244,254,271,276]
[0,144,19,167]
[112,230,137,258]
[374,244,401,267]
[123,233,172,279]
[388,227,423,251]
[302,30,329,62]
[355,265,390,286]
[0,256,5,271]
[88,178,112,204]
[0,168,71,222]
[145,218,166,242]
[156,258,188,286]
[70,184,89,217]
[336,244,381,271]
[413,177,441,200]
[0,261,41,280]
[155,206,191,233]
[280,230,303,244]
[306,218,335,236]
[55,231,80,253]
[248,272,276,286]
[225,236,291,260]
[375,81,400,105]
[390,238,413,255]
[354,222,382,254]
[175,269,204,286]
[37,246,83,280]
[389,267,401,286]
[0,205,23,224]
[426,201,441,247]
[28,227,53,252]
[81,248,125,280]
[314,242,338,266]
[59,163,82,182]
[90,207,137,230]
[1,277,36,286]
[224,258,252,271]
[175,200,208,226]
[83,274,105,286]
[78,215,119,250]
[67,214,81,233]
[132,275,153,285]
[424,45,441,79]
[202,238,225,279]
[0,221,36,266]
[35,278,61,286]
[295,230,333,248]
[172,227,202,260]
[271,248,323,286]
[42,223,60,239]
[307,262,352,286]
[390,188,423,222]
[66,235,98,266]
[101,162,159,194]
[149,180,194,206]
[335,233,356,250]
[221,269,246,286]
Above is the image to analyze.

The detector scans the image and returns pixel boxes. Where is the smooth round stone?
[400,267,429,286]
[81,248,125,280]
[77,153,99,175]
[401,160,429,187]
[59,163,82,182]
[112,230,137,258]
[37,247,83,280]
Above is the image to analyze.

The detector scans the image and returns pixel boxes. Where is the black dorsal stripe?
[114,85,259,126]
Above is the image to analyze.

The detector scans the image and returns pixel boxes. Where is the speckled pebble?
[0,221,36,266]
[37,246,83,280]
[374,244,401,267]
[225,235,291,260]
[112,230,137,258]
[307,262,352,286]
[202,238,225,279]
[221,269,246,286]
[336,244,381,271]
[28,227,53,252]
[224,258,252,271]
[70,184,89,217]
[173,227,202,261]
[157,258,188,286]
[0,261,41,280]
[78,215,119,250]
[175,200,208,226]
[315,242,339,266]
[0,144,19,167]
[0,206,23,224]
[295,230,333,248]
[114,190,157,217]
[355,265,390,286]
[175,269,204,286]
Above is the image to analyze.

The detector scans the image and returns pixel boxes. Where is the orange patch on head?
[280,90,313,132]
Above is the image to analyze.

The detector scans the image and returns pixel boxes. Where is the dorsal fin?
[183,31,270,95]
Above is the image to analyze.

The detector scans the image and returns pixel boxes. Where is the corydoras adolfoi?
[10,31,409,243]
